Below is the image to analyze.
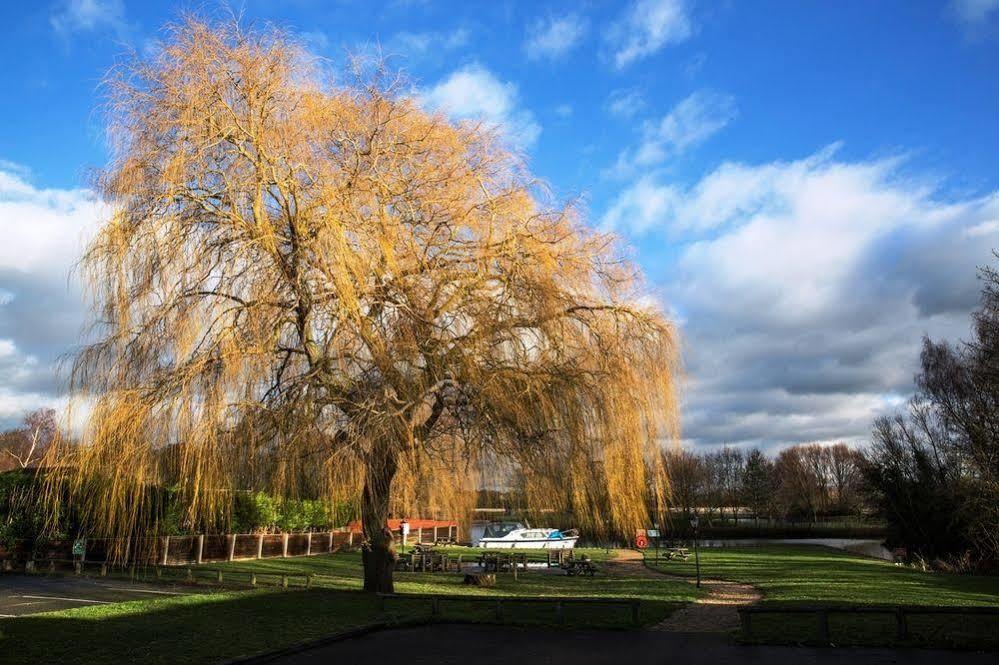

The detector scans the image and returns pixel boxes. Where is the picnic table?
[560,557,598,577]
[396,546,461,573]
[476,552,528,573]
[662,547,691,561]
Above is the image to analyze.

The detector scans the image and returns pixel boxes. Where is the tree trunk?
[361,440,399,593]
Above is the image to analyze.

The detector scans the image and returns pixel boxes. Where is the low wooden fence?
[20,557,315,588]
[4,530,355,569]
[738,605,999,643]
[378,592,642,626]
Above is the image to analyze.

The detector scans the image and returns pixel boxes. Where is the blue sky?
[1,0,998,450]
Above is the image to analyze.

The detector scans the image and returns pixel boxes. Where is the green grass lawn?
[0,548,698,664]
[646,545,999,605]
[210,547,700,626]
[647,544,999,648]
[0,589,381,665]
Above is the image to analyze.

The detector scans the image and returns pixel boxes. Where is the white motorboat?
[476,521,579,549]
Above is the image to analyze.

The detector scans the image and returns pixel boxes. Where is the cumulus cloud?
[421,64,541,147]
[525,14,588,60]
[0,164,105,426]
[604,146,999,449]
[609,90,736,176]
[607,0,694,68]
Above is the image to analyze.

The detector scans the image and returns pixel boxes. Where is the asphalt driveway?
[274,623,997,665]
[0,574,197,616]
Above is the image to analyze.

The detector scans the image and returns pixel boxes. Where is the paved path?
[605,548,761,633]
[273,624,997,665]
[0,574,198,616]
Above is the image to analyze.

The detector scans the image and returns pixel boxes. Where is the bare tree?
[1,408,57,471]
[663,448,706,519]
[43,18,681,591]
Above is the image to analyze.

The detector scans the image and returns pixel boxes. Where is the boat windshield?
[483,522,524,538]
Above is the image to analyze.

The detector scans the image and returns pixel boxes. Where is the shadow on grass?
[0,589,381,665]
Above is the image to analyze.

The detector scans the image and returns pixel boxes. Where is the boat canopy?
[483,522,525,538]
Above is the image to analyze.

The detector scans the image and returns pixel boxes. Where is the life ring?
[635,534,648,549]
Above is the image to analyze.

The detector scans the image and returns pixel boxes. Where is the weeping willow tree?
[43,17,681,592]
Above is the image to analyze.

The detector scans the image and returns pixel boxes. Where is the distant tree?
[663,448,706,520]
[827,443,864,515]
[741,448,775,521]
[864,256,999,563]
[43,18,681,592]
[0,408,57,471]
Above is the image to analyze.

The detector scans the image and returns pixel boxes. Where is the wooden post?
[512,560,518,581]
[216,569,223,583]
[816,610,830,643]
[306,574,313,589]
[895,607,908,640]
[257,534,264,559]
[348,531,354,548]
[195,534,204,565]
[740,610,753,639]
[306,532,312,556]
[433,526,439,542]
[329,530,335,553]
[417,527,423,544]
[281,574,288,589]
[250,573,257,586]
[161,536,170,566]
[282,533,289,558]
[227,534,236,562]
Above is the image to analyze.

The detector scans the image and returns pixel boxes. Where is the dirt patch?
[609,549,761,633]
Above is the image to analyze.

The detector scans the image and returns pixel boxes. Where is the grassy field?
[0,547,698,664]
[0,589,380,665]
[647,544,999,648]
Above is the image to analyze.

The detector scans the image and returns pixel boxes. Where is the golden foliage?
[44,17,681,559]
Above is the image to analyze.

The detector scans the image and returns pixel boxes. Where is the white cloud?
[604,147,999,448]
[950,0,999,28]
[609,90,736,176]
[607,89,646,119]
[607,0,694,68]
[0,164,105,428]
[525,14,588,60]
[392,28,470,55]
[50,0,127,36]
[554,104,573,118]
[421,64,541,147]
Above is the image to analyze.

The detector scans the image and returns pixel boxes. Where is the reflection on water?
[700,538,893,560]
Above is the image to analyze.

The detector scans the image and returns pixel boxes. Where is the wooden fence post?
[329,530,334,553]
[227,534,236,562]
[161,536,170,566]
[418,527,423,544]
[282,533,289,558]
[348,531,354,548]
[740,610,752,639]
[433,526,439,542]
[816,610,830,643]
[195,534,204,565]
[306,532,312,556]
[257,533,264,559]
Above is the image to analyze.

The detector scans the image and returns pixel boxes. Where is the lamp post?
[690,514,701,588]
